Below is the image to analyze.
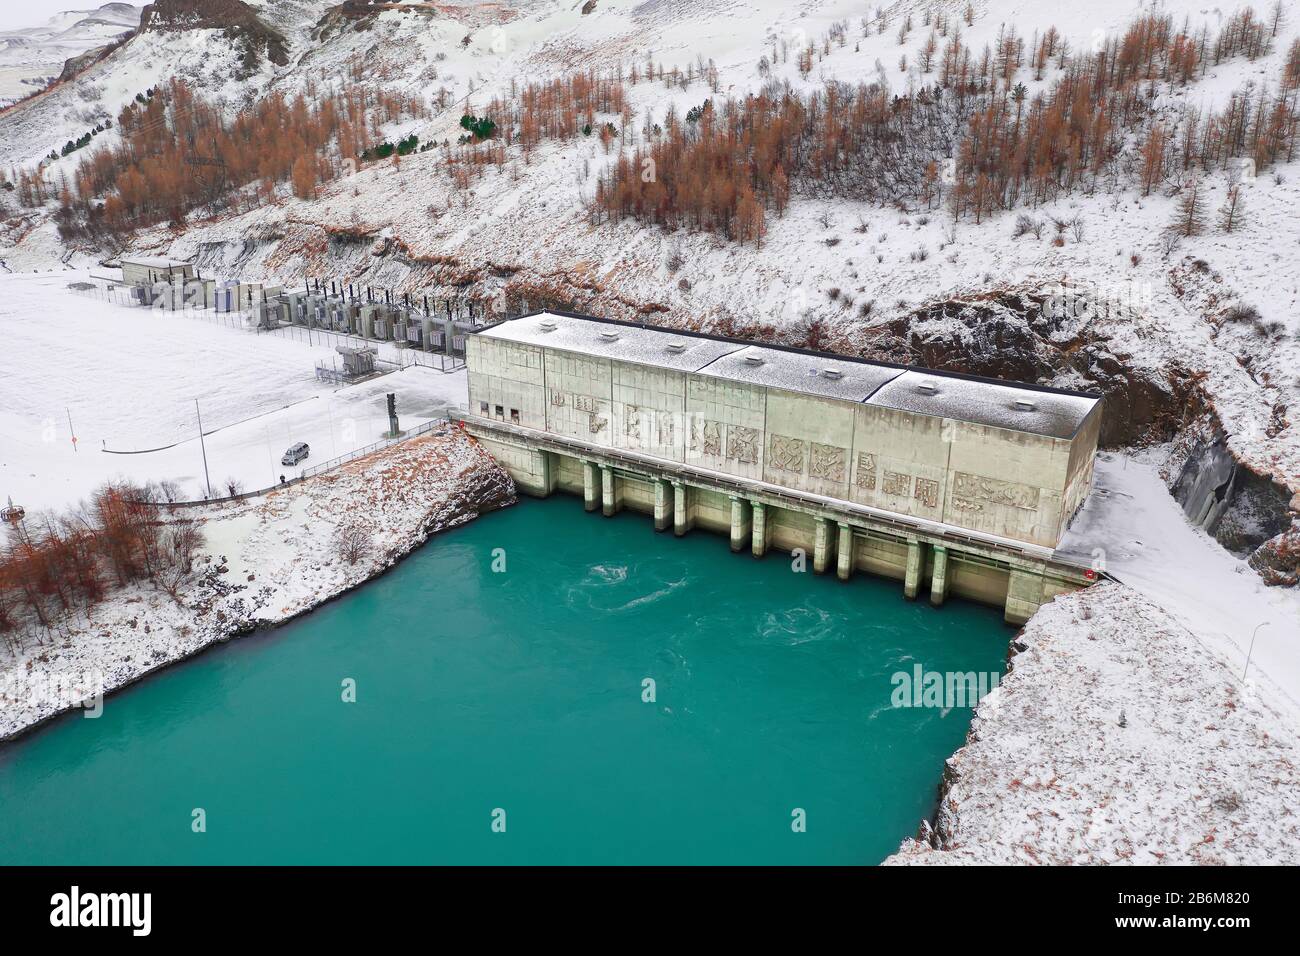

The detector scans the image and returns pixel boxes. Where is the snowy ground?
[0,272,468,512]
[886,581,1300,865]
[884,451,1300,865]
[0,425,514,740]
[1058,450,1300,721]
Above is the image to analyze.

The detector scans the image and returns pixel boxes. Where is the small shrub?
[334,523,374,566]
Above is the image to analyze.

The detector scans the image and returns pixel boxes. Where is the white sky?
[0,2,114,33]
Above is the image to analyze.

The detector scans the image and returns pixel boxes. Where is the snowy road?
[1059,452,1300,719]
[0,272,468,511]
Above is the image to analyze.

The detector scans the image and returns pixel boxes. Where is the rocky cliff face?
[140,0,288,67]
[861,287,1201,449]
[1165,416,1297,583]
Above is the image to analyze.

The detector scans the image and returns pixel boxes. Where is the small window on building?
[510,408,520,424]
[494,405,504,419]
[479,401,489,415]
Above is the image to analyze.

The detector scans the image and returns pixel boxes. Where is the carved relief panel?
[769,434,806,473]
[727,425,760,464]
[914,477,939,509]
[952,472,1040,510]
[855,452,877,490]
[809,443,846,482]
[882,471,911,497]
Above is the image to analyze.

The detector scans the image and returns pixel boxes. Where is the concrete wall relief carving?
[770,434,805,473]
[809,443,846,482]
[727,426,760,464]
[855,452,877,490]
[953,472,1040,510]
[882,471,911,497]
[702,420,722,456]
[914,477,939,509]
[575,395,596,413]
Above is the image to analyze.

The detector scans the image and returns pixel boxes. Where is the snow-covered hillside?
[0,0,1295,556]
[0,4,140,108]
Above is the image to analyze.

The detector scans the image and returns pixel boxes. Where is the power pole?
[195,399,213,498]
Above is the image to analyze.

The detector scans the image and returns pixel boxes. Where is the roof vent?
[538,319,558,332]
[820,369,844,380]
[743,355,765,367]
[665,341,688,354]
[599,330,620,342]
[915,380,938,395]
[1014,398,1038,411]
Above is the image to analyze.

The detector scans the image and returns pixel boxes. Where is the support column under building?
[672,480,690,537]
[582,460,599,513]
[528,448,554,497]
[600,464,617,517]
[930,545,949,607]
[729,496,752,553]
[1005,562,1047,626]
[836,522,853,581]
[750,501,768,557]
[904,539,924,600]
[813,516,831,574]
[654,479,671,533]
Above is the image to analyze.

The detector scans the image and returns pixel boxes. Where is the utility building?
[120,256,194,287]
[464,312,1104,623]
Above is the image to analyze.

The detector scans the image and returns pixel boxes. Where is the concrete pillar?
[1005,562,1047,626]
[528,448,553,498]
[672,480,690,536]
[813,516,831,574]
[654,479,671,533]
[600,464,617,517]
[729,496,752,553]
[750,500,768,558]
[930,545,949,607]
[904,539,924,600]
[582,461,599,513]
[836,522,853,581]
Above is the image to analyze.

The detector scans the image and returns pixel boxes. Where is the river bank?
[0,425,516,742]
[886,581,1300,865]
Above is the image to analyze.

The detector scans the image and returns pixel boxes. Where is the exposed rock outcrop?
[862,286,1202,448]
[141,0,289,68]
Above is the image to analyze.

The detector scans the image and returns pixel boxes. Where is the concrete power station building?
[463,312,1103,624]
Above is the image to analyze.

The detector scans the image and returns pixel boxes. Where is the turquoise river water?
[0,495,1009,864]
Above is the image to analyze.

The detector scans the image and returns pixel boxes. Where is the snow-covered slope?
[0,4,140,108]
[1,0,1297,497]
[886,581,1300,865]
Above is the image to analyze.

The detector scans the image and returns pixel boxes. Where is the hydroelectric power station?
[459,311,1104,624]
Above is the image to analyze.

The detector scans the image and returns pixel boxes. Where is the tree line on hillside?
[34,77,427,239]
[591,8,1300,244]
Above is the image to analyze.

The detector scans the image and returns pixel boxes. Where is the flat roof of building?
[476,311,1102,440]
[478,312,747,372]
[119,256,192,269]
